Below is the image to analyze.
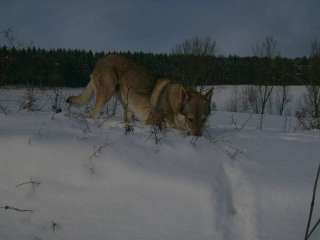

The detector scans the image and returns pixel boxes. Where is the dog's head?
[177,87,213,136]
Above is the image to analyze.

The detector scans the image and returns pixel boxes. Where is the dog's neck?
[150,79,171,112]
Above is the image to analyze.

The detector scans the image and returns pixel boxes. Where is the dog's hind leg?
[88,75,116,118]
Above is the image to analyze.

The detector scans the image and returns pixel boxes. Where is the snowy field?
[213,85,307,116]
[0,87,320,240]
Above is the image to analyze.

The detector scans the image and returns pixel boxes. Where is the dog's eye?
[187,117,193,122]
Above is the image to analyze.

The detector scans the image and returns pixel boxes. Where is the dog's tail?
[66,75,95,106]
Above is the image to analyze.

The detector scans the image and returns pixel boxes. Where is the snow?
[0,87,319,240]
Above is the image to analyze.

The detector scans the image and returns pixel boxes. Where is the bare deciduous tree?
[250,36,280,129]
[172,36,217,56]
[0,27,34,48]
[1,28,35,114]
[0,28,15,47]
[171,36,217,88]
[297,40,320,129]
[243,85,274,128]
[252,36,280,59]
[276,85,291,116]
[304,163,320,240]
[0,28,15,113]
[311,40,320,58]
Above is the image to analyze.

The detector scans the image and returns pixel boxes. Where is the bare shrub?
[124,124,134,135]
[51,88,63,113]
[141,109,164,144]
[0,103,8,115]
[226,87,240,112]
[239,87,250,112]
[228,86,274,115]
[297,40,320,129]
[21,87,38,111]
[305,85,320,121]
[243,86,259,113]
[304,163,320,240]
[275,86,291,116]
[149,124,162,145]
[241,85,274,129]
[0,205,33,212]
[51,221,60,232]
[296,86,320,129]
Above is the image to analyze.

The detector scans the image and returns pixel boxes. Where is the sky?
[0,0,319,57]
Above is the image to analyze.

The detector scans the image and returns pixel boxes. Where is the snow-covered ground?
[0,85,308,114]
[0,87,319,240]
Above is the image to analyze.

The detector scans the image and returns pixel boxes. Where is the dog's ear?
[204,87,214,102]
[177,86,191,113]
[179,86,190,105]
[169,85,190,113]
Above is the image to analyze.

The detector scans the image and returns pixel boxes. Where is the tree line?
[0,46,314,88]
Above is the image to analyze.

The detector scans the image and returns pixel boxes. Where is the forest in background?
[0,46,314,88]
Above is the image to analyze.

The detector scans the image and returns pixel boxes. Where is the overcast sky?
[0,0,319,57]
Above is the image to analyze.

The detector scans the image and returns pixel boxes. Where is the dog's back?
[92,55,155,95]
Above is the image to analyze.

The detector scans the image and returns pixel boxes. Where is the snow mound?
[0,111,258,240]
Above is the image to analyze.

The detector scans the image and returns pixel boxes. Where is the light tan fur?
[67,55,213,136]
[67,55,155,120]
